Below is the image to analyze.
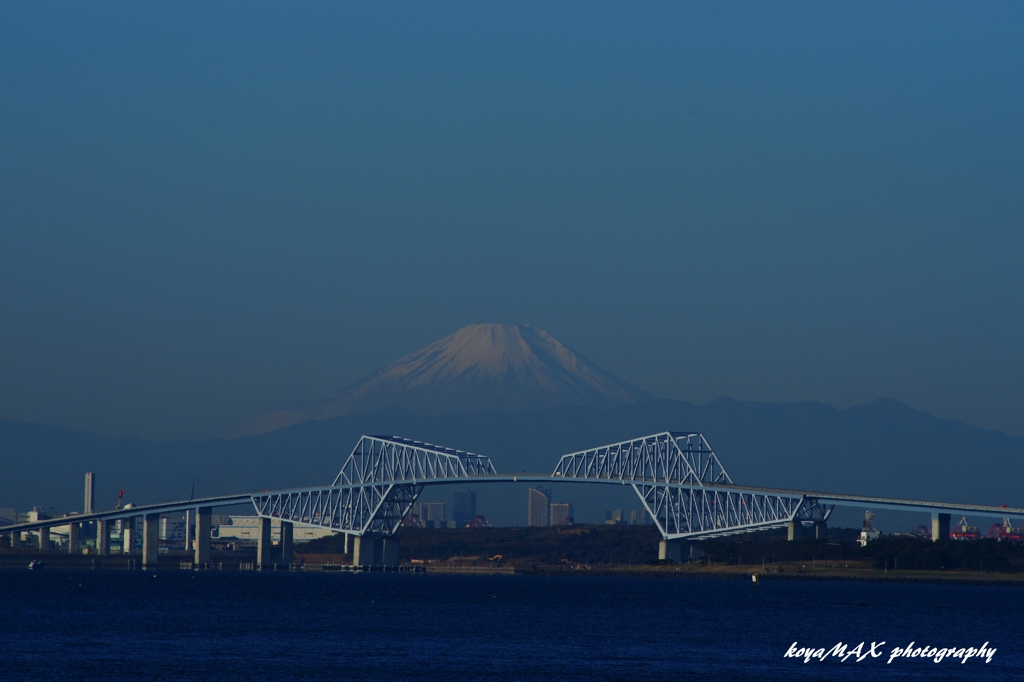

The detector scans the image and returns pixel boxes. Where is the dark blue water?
[2,571,1019,681]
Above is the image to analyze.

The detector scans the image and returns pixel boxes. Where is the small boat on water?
[27,560,44,570]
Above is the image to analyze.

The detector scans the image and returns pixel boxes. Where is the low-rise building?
[213,516,334,545]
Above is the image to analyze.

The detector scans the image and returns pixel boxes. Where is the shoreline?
[515,562,1024,586]
[4,552,1023,586]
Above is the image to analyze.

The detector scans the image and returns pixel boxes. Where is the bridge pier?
[256,517,272,570]
[9,531,20,549]
[142,514,160,569]
[68,522,80,554]
[931,512,950,542]
[659,540,682,563]
[353,536,381,567]
[195,507,212,567]
[787,519,802,541]
[381,538,400,568]
[814,521,827,540]
[280,521,293,566]
[97,520,110,555]
[39,527,50,551]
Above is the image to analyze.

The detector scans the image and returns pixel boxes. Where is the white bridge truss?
[552,432,732,486]
[252,436,496,536]
[633,484,833,540]
[551,432,831,539]
[251,432,831,540]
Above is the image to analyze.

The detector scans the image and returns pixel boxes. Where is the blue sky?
[1,2,1022,440]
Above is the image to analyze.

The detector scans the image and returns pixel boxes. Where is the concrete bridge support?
[142,514,160,570]
[9,531,20,549]
[39,527,50,552]
[68,522,79,554]
[123,520,134,555]
[353,536,381,567]
[256,517,272,570]
[280,521,293,566]
[931,512,950,542]
[195,507,212,567]
[97,520,110,555]
[381,538,400,568]
[185,510,192,554]
[787,519,802,541]
[659,540,682,563]
[814,521,827,540]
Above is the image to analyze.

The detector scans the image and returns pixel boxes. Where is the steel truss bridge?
[7,432,1024,544]
[248,433,838,541]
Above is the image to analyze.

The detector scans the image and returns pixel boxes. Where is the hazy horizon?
[3,3,1023,441]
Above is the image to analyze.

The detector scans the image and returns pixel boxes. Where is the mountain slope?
[232,324,653,437]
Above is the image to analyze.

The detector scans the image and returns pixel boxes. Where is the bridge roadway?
[8,477,1024,537]
[252,473,1024,517]
[5,476,1024,565]
[5,431,1024,569]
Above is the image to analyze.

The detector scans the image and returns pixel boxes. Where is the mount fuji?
[230,324,654,437]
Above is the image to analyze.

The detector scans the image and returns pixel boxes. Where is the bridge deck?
[1,494,252,534]
[6,476,1023,536]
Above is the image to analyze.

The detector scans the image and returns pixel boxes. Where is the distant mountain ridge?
[3,397,1024,529]
[230,324,653,437]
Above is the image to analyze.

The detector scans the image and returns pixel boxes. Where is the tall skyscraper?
[527,487,551,527]
[550,503,574,526]
[452,490,477,525]
[84,472,95,514]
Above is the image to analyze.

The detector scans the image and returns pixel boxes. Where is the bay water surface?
[2,571,1019,681]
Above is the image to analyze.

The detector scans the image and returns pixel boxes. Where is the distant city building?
[550,503,574,526]
[213,516,334,545]
[604,509,623,525]
[859,510,881,546]
[0,508,15,526]
[159,517,186,543]
[84,472,95,514]
[528,488,551,527]
[413,502,446,528]
[16,508,49,524]
[453,490,477,525]
[629,509,650,525]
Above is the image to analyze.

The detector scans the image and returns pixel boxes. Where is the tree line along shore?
[296,524,1024,579]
